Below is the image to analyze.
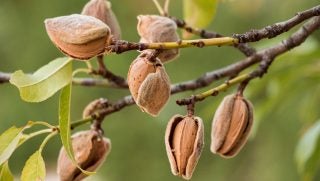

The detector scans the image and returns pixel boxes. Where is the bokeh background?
[0,0,320,180]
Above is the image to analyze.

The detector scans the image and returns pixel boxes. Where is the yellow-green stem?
[195,73,250,100]
[70,117,94,129]
[18,128,53,147]
[152,0,165,15]
[39,131,58,152]
[147,37,238,49]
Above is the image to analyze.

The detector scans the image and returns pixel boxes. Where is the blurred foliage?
[295,120,320,181]
[0,0,320,180]
[0,162,14,181]
[183,0,218,38]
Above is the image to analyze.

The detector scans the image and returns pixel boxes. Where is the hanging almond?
[165,114,204,180]
[137,15,180,63]
[82,0,121,40]
[211,94,254,158]
[127,52,171,116]
[57,130,111,181]
[45,14,111,60]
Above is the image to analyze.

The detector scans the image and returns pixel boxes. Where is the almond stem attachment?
[106,37,238,54]
[186,96,196,117]
[176,73,251,105]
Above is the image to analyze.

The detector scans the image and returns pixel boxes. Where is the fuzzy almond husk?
[82,0,121,40]
[45,14,111,60]
[136,64,170,116]
[210,94,254,158]
[165,115,204,180]
[127,54,156,100]
[57,130,111,181]
[127,53,171,116]
[137,15,180,63]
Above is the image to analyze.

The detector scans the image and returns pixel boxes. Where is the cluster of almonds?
[44,0,178,116]
[165,93,254,180]
[55,1,117,180]
[45,0,254,180]
[127,14,180,116]
[49,0,179,180]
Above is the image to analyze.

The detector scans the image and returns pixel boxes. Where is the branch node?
[91,119,104,135]
[187,96,196,116]
[211,90,219,96]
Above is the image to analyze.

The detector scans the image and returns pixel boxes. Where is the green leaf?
[183,0,218,29]
[0,162,14,181]
[295,120,320,181]
[21,150,45,181]
[0,126,24,165]
[10,57,73,102]
[58,84,93,176]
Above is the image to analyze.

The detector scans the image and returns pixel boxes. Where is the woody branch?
[177,16,320,105]
[0,6,319,129]
[70,16,320,128]
[0,5,319,86]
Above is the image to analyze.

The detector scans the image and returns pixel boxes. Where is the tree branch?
[0,72,126,89]
[234,5,320,43]
[105,37,238,54]
[91,55,128,88]
[72,77,125,88]
[177,16,320,105]
[75,16,319,124]
[1,6,319,130]
[0,72,10,84]
[170,16,256,57]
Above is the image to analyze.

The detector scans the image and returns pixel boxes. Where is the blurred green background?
[0,0,320,180]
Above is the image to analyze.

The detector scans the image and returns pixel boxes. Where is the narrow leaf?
[10,57,73,102]
[21,150,45,181]
[183,0,218,30]
[0,162,14,181]
[0,126,24,165]
[295,120,320,180]
[58,84,93,175]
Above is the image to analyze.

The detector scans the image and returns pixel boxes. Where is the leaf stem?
[39,131,57,153]
[70,117,94,130]
[164,0,170,16]
[72,68,91,77]
[18,128,53,147]
[152,0,165,16]
[27,121,55,129]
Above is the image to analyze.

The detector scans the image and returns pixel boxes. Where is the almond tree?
[0,0,320,180]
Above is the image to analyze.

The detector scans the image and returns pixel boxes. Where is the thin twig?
[0,72,10,84]
[152,0,165,16]
[170,16,256,56]
[0,72,127,89]
[233,5,320,43]
[105,37,238,54]
[91,56,128,88]
[164,0,170,16]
